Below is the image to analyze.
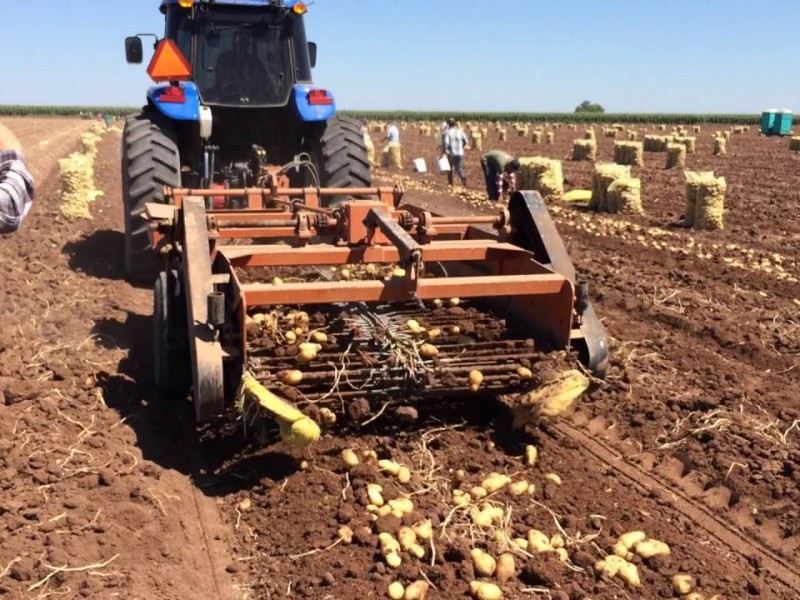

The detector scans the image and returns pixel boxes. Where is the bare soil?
[1,118,798,599]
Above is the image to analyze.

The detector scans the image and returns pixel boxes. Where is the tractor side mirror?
[308,42,317,68]
[125,37,144,64]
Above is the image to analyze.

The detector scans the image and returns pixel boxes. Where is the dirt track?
[0,119,799,599]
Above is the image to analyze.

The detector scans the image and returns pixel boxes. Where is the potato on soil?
[338,526,354,544]
[527,529,551,553]
[388,581,405,600]
[496,552,516,584]
[524,445,538,467]
[379,459,402,475]
[470,548,497,577]
[411,520,432,540]
[419,343,439,358]
[341,448,359,468]
[403,581,429,600]
[635,539,670,558]
[481,472,511,493]
[469,581,502,600]
[673,574,695,595]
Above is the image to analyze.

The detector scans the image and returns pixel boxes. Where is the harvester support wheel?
[307,115,371,206]
[153,269,191,398]
[121,112,181,282]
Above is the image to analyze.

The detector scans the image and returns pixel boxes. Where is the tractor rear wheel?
[153,270,191,398]
[309,115,371,205]
[122,112,181,282]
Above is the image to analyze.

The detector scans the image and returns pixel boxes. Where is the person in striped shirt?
[0,123,34,234]
[442,118,469,187]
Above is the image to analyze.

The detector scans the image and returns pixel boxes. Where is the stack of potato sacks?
[684,171,726,230]
[572,128,597,161]
[790,137,800,152]
[59,125,106,220]
[518,157,564,202]
[590,163,642,215]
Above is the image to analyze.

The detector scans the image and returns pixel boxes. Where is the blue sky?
[2,0,798,113]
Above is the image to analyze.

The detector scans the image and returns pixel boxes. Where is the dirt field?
[1,118,799,599]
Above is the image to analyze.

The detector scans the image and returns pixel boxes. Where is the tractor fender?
[147,82,201,121]
[292,84,336,122]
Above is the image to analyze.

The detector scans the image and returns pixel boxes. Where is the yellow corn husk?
[563,189,592,203]
[238,372,320,445]
[511,369,589,428]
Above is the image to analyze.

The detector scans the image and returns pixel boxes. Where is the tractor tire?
[121,112,181,282]
[153,270,191,398]
[310,115,371,205]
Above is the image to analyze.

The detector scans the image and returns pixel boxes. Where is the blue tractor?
[123,0,371,280]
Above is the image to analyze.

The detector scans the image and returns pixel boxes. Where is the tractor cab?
[161,1,315,107]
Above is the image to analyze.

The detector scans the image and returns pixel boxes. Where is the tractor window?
[181,6,298,107]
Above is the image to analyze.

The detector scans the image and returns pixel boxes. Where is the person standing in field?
[442,118,469,187]
[385,122,400,144]
[480,150,520,202]
[0,123,34,234]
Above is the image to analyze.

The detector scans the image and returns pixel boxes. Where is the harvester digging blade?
[509,191,609,377]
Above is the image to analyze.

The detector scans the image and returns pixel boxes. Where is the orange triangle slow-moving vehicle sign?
[147,39,192,82]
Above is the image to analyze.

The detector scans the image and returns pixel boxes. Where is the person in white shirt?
[385,122,400,144]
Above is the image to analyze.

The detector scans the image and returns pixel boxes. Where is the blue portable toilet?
[760,109,776,135]
[772,110,793,136]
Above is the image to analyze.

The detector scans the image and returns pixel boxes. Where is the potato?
[451,325,461,335]
[427,327,441,339]
[411,519,433,541]
[385,551,402,568]
[513,538,529,551]
[469,581,502,600]
[319,407,337,425]
[388,582,405,600]
[284,330,297,344]
[450,297,461,307]
[379,459,402,476]
[470,548,497,577]
[452,469,467,482]
[469,370,484,392]
[238,498,251,511]
[377,505,393,517]
[379,532,400,554]
[470,486,488,500]
[367,484,385,507]
[297,342,318,363]
[388,498,414,515]
[527,530,551,553]
[365,263,379,276]
[452,490,470,507]
[397,466,411,484]
[282,370,303,385]
[310,331,328,344]
[517,366,533,380]
[545,473,562,486]
[341,448,359,469]
[673,574,694,595]
[524,445,538,468]
[398,526,417,550]
[433,299,443,308]
[340,268,352,280]
[507,480,529,496]
[635,539,670,559]
[549,534,565,549]
[419,343,439,358]
[482,504,504,522]
[409,543,426,559]
[394,267,406,278]
[469,507,493,528]
[407,319,422,333]
[617,561,641,586]
[612,541,633,560]
[496,553,516,584]
[403,581,429,600]
[555,548,569,563]
[362,449,378,462]
[481,473,511,493]
[617,531,646,550]
[338,526,354,544]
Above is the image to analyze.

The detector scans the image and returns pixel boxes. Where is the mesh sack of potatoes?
[607,177,642,215]
[590,163,631,211]
[518,157,564,201]
[364,133,375,166]
[584,129,596,141]
[572,139,597,161]
[694,174,727,230]
[683,170,714,227]
[714,137,727,156]
[613,141,643,166]
[789,137,800,152]
[381,143,403,168]
[665,143,686,169]
[59,152,102,220]
[531,130,543,144]
[545,131,555,144]
[470,131,483,151]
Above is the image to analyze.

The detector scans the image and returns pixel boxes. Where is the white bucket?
[412,158,427,173]
[436,155,451,172]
